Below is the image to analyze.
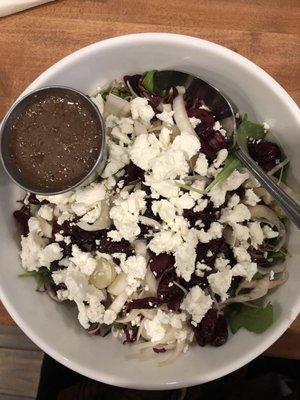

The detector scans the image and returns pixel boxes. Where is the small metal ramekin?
[0,86,106,196]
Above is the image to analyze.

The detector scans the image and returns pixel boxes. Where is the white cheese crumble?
[194,153,208,176]
[37,205,53,221]
[120,255,147,295]
[130,97,155,124]
[181,286,213,325]
[213,149,228,169]
[262,225,279,239]
[208,270,232,301]
[244,189,261,206]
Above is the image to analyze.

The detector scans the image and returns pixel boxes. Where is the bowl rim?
[0,32,299,390]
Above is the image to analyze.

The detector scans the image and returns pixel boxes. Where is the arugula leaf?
[236,119,266,151]
[252,272,264,281]
[111,86,132,100]
[100,86,111,101]
[204,154,243,193]
[176,182,204,195]
[142,70,156,93]
[268,247,288,264]
[228,301,273,334]
[19,267,51,291]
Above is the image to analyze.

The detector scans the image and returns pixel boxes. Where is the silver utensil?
[163,70,300,229]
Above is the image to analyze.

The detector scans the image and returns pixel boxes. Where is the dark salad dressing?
[6,89,102,192]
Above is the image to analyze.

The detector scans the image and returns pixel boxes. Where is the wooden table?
[0,0,299,359]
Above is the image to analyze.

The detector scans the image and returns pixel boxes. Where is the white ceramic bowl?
[0,33,299,390]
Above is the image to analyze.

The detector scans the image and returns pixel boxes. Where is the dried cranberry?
[123,325,138,344]
[194,309,228,347]
[157,269,184,310]
[248,246,270,267]
[188,108,215,132]
[194,309,218,346]
[125,297,163,310]
[27,193,49,205]
[153,347,166,353]
[211,315,228,347]
[195,238,226,268]
[123,162,144,185]
[149,253,175,279]
[124,74,143,95]
[13,205,30,235]
[95,231,133,255]
[228,276,242,295]
[248,140,281,172]
[183,201,216,229]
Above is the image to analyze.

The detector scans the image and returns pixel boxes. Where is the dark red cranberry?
[124,74,143,95]
[247,246,270,267]
[188,108,215,132]
[248,140,281,172]
[157,269,184,310]
[27,193,49,205]
[13,205,30,235]
[149,253,175,279]
[123,325,138,344]
[125,297,163,310]
[211,315,228,347]
[194,309,218,346]
[194,309,228,347]
[123,162,144,184]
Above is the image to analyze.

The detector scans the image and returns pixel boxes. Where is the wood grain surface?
[0,0,299,359]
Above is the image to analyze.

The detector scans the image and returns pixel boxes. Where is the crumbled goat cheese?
[270,270,275,280]
[234,246,251,263]
[262,225,279,239]
[263,122,270,131]
[220,203,251,224]
[189,117,201,128]
[70,245,97,276]
[109,190,146,241]
[171,131,201,160]
[248,221,264,248]
[244,189,260,206]
[129,133,161,170]
[232,223,250,242]
[39,243,62,268]
[227,194,240,208]
[181,286,213,325]
[213,149,228,169]
[194,153,208,176]
[20,233,48,271]
[120,255,147,295]
[215,257,230,271]
[198,222,224,243]
[52,265,105,329]
[209,170,249,207]
[193,198,208,212]
[232,262,257,281]
[195,262,211,277]
[175,241,197,282]
[156,109,175,126]
[147,179,180,198]
[130,97,155,124]
[37,205,53,221]
[152,199,176,225]
[101,141,130,178]
[172,193,195,211]
[148,231,182,254]
[208,270,233,301]
[28,217,52,238]
[151,149,189,181]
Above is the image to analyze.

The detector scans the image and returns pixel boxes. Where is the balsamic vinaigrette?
[6,89,103,192]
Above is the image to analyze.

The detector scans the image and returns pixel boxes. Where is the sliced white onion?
[77,200,111,231]
[253,187,273,205]
[90,258,117,289]
[258,264,286,275]
[225,277,270,304]
[158,340,186,366]
[268,158,290,176]
[173,94,198,137]
[140,309,157,320]
[144,268,158,296]
[104,93,130,117]
[116,309,139,324]
[268,271,289,289]
[138,216,161,230]
[107,272,127,296]
[248,204,286,250]
[109,291,128,314]
[134,120,148,136]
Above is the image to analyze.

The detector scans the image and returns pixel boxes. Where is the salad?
[15,70,289,364]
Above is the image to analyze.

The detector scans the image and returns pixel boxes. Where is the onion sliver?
[107,272,127,296]
[109,291,128,314]
[105,93,130,117]
[173,94,197,137]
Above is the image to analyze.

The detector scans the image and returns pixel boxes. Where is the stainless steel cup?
[0,86,106,195]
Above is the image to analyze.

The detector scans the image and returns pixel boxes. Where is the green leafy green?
[176,181,204,195]
[252,272,264,281]
[19,267,51,291]
[227,301,273,334]
[142,70,156,93]
[111,86,132,101]
[268,247,288,264]
[204,154,243,193]
[236,119,266,151]
[100,86,111,101]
